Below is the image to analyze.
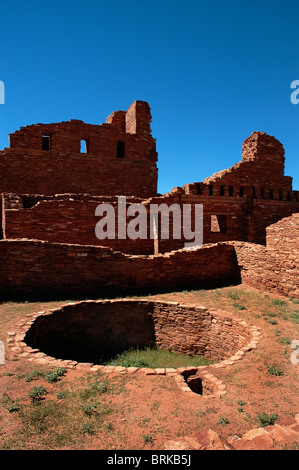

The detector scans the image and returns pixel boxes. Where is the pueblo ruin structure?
[0,100,298,300]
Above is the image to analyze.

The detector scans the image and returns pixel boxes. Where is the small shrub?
[278,337,291,345]
[272,299,287,306]
[45,367,66,383]
[228,292,239,300]
[24,370,45,382]
[232,302,246,310]
[2,394,20,413]
[142,433,154,444]
[56,391,66,400]
[257,412,279,427]
[237,399,247,406]
[28,385,48,405]
[266,365,283,376]
[82,403,98,416]
[290,312,299,324]
[91,379,110,395]
[82,421,95,435]
[217,416,229,426]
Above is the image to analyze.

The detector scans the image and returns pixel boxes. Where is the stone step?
[164,414,299,450]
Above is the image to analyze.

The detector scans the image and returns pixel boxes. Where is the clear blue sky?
[0,0,298,194]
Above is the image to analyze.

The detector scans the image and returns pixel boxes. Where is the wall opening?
[80,139,89,154]
[209,185,213,196]
[117,141,125,158]
[229,186,234,197]
[269,189,274,200]
[211,214,226,234]
[239,186,244,198]
[42,135,51,151]
[220,186,225,196]
[260,188,265,199]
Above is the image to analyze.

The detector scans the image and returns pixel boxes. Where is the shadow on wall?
[0,241,242,302]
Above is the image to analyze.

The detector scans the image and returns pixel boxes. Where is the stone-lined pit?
[7,299,263,397]
[23,299,256,365]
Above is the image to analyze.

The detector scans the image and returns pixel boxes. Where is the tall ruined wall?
[203,132,292,191]
[0,101,158,198]
[182,132,298,245]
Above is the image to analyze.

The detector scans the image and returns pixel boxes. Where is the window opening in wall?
[252,186,256,199]
[208,185,213,196]
[220,186,225,196]
[80,139,89,154]
[42,135,51,151]
[269,189,274,200]
[117,141,125,158]
[239,186,244,197]
[287,191,291,201]
[260,188,265,199]
[279,190,283,201]
[210,214,226,234]
[196,183,202,195]
[228,186,234,197]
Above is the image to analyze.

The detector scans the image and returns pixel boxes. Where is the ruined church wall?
[0,148,157,198]
[0,240,239,299]
[0,101,158,198]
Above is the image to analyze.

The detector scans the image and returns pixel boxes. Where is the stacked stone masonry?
[0,101,298,299]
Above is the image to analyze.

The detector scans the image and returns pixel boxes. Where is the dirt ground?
[0,284,298,450]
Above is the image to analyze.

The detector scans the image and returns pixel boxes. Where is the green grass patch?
[104,346,212,369]
[256,412,279,427]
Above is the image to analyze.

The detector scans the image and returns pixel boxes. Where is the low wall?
[0,240,240,300]
[231,213,299,299]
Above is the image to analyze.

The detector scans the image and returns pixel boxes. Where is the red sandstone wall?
[0,148,157,197]
[203,132,291,191]
[0,101,158,198]
[231,213,299,299]
[3,190,298,252]
[3,195,155,255]
[0,240,239,299]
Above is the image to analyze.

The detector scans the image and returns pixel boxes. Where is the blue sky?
[0,0,298,194]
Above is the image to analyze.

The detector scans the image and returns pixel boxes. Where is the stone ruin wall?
[0,101,158,199]
[0,101,298,299]
[0,240,239,300]
[231,213,299,299]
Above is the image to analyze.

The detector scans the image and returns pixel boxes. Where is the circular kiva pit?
[9,299,262,398]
